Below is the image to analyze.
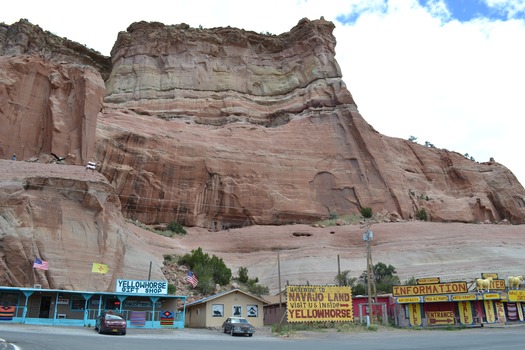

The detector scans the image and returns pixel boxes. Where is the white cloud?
[3,0,525,186]
[486,0,525,18]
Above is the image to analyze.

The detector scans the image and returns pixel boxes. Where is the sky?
[3,0,525,186]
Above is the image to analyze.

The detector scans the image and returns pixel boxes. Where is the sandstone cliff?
[0,160,166,290]
[96,18,525,227]
[0,55,105,165]
[1,18,525,291]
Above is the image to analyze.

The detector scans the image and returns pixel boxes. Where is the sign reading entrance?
[116,279,168,295]
[427,311,454,325]
[286,285,353,322]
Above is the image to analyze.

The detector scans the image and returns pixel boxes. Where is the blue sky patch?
[336,0,388,25]
[418,0,518,22]
[336,1,524,26]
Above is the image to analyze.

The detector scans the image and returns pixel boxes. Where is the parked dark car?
[95,311,127,335]
[222,317,255,336]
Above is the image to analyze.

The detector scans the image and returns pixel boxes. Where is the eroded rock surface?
[96,18,525,227]
[0,160,165,290]
[0,55,105,164]
[0,18,524,291]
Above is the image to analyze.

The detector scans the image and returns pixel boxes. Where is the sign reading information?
[116,279,168,295]
[393,282,467,297]
[286,285,353,322]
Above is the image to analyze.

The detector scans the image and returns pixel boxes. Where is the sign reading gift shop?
[116,279,168,295]
[393,281,468,297]
[286,285,353,322]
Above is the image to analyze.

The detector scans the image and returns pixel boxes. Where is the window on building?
[0,292,19,305]
[71,298,85,310]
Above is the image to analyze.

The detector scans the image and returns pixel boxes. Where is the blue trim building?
[0,286,186,329]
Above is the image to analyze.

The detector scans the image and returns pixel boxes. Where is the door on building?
[39,296,52,318]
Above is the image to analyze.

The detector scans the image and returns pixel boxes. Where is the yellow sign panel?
[427,311,454,325]
[508,290,525,302]
[489,279,506,290]
[417,277,440,285]
[495,301,506,323]
[286,285,353,322]
[396,297,421,303]
[482,293,500,300]
[452,294,477,301]
[424,295,449,302]
[484,300,496,323]
[408,303,422,326]
[393,282,467,296]
[458,301,473,325]
[482,273,499,279]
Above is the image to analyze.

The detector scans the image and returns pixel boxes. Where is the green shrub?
[360,207,373,218]
[238,267,249,283]
[329,211,339,220]
[246,283,269,296]
[179,247,232,287]
[167,221,187,235]
[416,208,428,221]
[168,283,176,295]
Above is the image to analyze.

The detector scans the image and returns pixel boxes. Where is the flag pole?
[28,261,34,287]
[88,263,93,291]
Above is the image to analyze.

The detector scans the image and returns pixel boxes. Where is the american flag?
[186,271,198,288]
[33,258,49,270]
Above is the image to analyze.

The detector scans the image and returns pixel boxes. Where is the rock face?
[0,160,165,290]
[0,19,111,79]
[95,18,525,227]
[0,55,104,164]
[1,17,525,291]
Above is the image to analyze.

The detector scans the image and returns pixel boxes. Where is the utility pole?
[362,221,374,325]
[277,250,282,318]
[337,254,341,285]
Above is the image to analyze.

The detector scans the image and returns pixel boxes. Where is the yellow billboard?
[286,285,353,322]
[509,290,525,302]
[427,311,454,325]
[393,282,467,296]
[452,294,477,301]
[484,300,496,323]
[408,303,422,326]
[458,301,473,325]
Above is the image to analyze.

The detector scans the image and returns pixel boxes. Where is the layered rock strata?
[96,18,525,226]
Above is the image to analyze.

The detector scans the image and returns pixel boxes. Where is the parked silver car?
[222,317,255,336]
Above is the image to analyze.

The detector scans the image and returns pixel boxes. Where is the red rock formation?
[0,18,524,292]
[0,55,104,164]
[96,18,525,226]
[0,19,111,79]
[0,160,165,290]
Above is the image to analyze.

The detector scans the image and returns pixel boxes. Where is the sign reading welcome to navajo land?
[116,279,168,295]
[286,285,353,322]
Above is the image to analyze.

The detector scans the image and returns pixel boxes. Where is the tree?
[408,136,418,143]
[358,262,400,294]
[178,247,232,289]
[238,267,249,283]
[335,270,357,287]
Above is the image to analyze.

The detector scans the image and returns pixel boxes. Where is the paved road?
[1,324,524,350]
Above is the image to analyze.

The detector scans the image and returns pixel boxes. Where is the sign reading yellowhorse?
[286,285,353,322]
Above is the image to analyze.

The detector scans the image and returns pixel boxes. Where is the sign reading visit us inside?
[116,279,168,295]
